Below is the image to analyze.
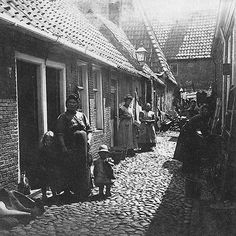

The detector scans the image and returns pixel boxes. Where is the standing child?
[38,131,64,201]
[94,145,115,198]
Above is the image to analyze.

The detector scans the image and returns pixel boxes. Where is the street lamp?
[136,43,147,66]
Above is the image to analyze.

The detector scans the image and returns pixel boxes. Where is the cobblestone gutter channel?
[2,132,235,236]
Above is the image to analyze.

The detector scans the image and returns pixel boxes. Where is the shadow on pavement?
[145,160,236,236]
[145,159,185,236]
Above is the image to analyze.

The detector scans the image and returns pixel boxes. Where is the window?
[92,66,103,130]
[77,66,83,88]
[77,61,89,118]
[170,63,178,76]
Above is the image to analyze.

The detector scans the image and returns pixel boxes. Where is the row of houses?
[0,0,177,190]
[120,1,218,95]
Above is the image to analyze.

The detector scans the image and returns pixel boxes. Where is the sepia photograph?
[0,0,236,235]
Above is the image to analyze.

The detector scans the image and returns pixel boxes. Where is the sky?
[139,0,220,19]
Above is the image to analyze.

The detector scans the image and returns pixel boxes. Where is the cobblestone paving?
[1,132,186,236]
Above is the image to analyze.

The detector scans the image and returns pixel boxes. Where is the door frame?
[110,77,119,146]
[15,52,66,181]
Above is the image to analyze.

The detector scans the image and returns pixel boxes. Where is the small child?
[38,131,59,201]
[94,145,115,198]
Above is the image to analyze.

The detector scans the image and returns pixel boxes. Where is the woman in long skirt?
[117,94,135,156]
[138,103,156,151]
[55,94,93,200]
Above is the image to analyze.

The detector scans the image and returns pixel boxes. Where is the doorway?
[17,60,39,174]
[46,67,61,131]
[111,79,118,146]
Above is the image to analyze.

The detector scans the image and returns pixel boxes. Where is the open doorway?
[16,54,66,189]
[46,67,61,131]
[17,60,39,177]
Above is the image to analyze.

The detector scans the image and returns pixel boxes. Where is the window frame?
[170,63,178,76]
[92,65,104,130]
[77,60,89,118]
[15,51,66,182]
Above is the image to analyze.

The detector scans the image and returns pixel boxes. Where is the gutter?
[0,14,118,69]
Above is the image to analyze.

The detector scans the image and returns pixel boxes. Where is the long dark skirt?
[174,130,205,199]
[62,130,91,198]
[174,130,203,173]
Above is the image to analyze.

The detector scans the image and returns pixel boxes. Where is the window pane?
[78,66,83,87]
[93,71,98,89]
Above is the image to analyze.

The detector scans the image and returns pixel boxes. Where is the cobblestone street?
[0,132,188,236]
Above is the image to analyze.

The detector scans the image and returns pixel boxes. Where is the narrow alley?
[0,0,236,235]
[0,132,185,236]
[1,133,236,236]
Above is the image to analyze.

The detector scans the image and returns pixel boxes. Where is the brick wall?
[88,67,112,159]
[0,26,114,189]
[0,29,19,189]
[0,23,148,189]
[0,99,18,190]
[170,58,215,92]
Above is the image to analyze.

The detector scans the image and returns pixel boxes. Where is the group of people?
[35,93,158,201]
[26,90,214,205]
[37,94,115,202]
[28,90,193,204]
[117,94,157,155]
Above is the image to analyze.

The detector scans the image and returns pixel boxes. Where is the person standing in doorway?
[117,94,135,156]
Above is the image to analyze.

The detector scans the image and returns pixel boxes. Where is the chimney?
[109,0,121,26]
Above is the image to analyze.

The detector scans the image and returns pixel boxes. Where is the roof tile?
[0,0,140,75]
[152,10,217,59]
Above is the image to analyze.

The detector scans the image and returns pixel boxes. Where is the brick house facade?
[168,59,216,91]
[0,0,155,190]
[0,27,113,189]
[122,5,217,104]
[151,10,218,93]
[74,0,177,112]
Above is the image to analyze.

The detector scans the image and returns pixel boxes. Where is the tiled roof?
[96,14,137,62]
[0,0,140,75]
[151,10,217,60]
[122,16,177,85]
[93,14,164,85]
